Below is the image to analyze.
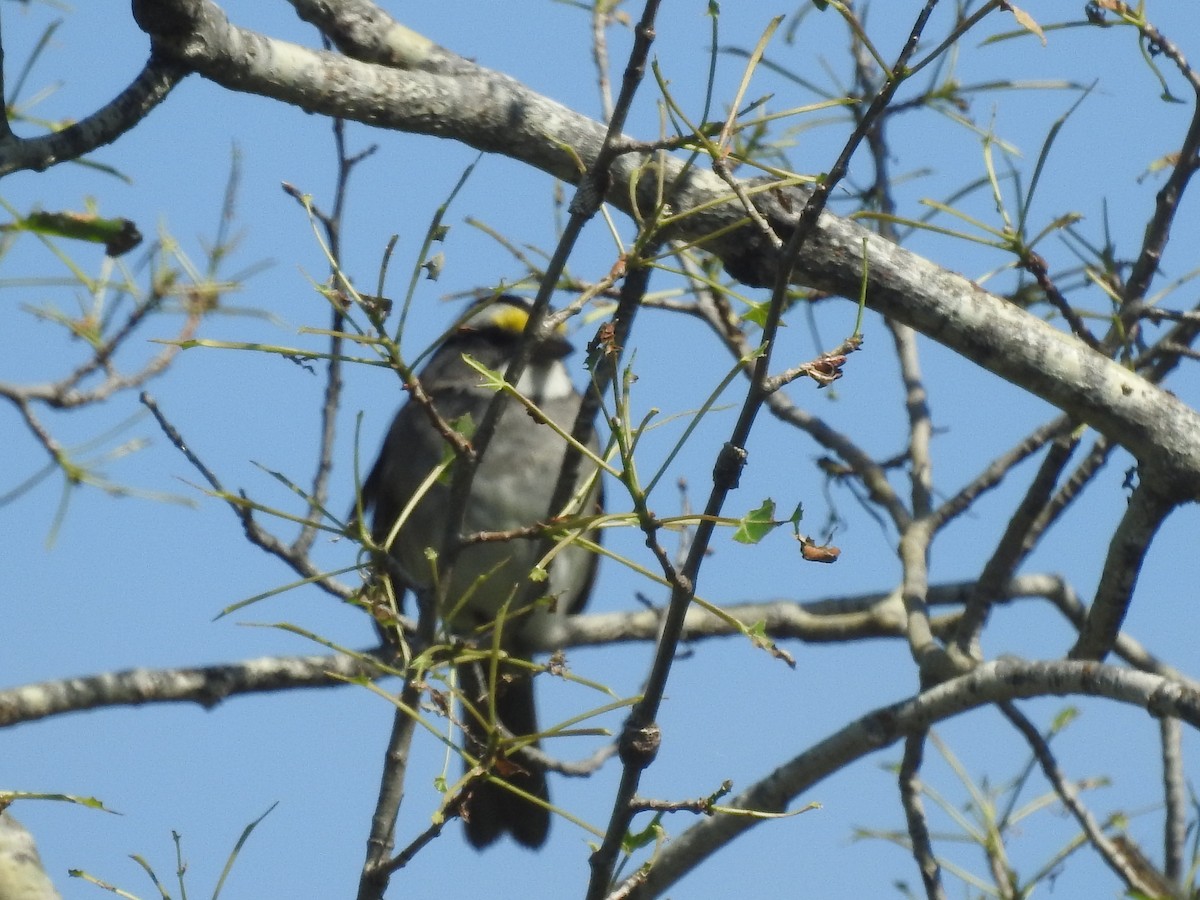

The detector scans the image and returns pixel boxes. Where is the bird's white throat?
[516,360,575,404]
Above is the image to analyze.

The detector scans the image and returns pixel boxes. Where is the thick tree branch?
[0,652,381,727]
[4,573,1193,738]
[0,575,1091,730]
[287,0,460,71]
[128,0,1200,498]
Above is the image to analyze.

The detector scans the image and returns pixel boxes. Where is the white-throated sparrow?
[359,295,601,848]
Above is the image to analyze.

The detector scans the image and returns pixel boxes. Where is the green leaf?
[0,791,114,812]
[733,498,777,544]
[787,502,803,531]
[460,353,507,391]
[622,815,665,853]
[213,803,277,899]
[1048,705,1080,735]
[748,620,796,667]
[2,209,142,256]
[741,300,771,328]
[450,413,476,441]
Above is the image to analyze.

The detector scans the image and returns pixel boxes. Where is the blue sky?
[4,2,1200,897]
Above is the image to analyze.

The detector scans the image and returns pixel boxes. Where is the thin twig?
[591,0,615,121]
[678,263,911,530]
[1117,10,1200,311]
[932,416,1072,532]
[999,700,1160,898]
[603,4,947,894]
[952,430,1080,661]
[294,112,377,557]
[140,392,351,599]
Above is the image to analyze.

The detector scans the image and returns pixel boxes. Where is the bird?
[358,294,602,849]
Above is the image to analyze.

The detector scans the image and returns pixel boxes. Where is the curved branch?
[0,56,186,178]
[128,0,1200,496]
[620,658,1200,898]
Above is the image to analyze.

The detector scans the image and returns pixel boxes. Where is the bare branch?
[1043,576,1197,688]
[618,658,1200,898]
[1118,11,1200,309]
[1069,478,1178,661]
[0,56,186,177]
[1024,437,1113,554]
[932,416,1073,532]
[898,519,946,679]
[0,652,380,728]
[952,431,1081,662]
[140,392,353,599]
[889,322,934,518]
[126,0,1200,493]
[898,733,946,900]
[358,684,424,900]
[1161,716,1187,887]
[0,307,202,410]
[287,0,468,72]
[999,701,1163,898]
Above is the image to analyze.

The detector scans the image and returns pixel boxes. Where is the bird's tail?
[458,661,550,849]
